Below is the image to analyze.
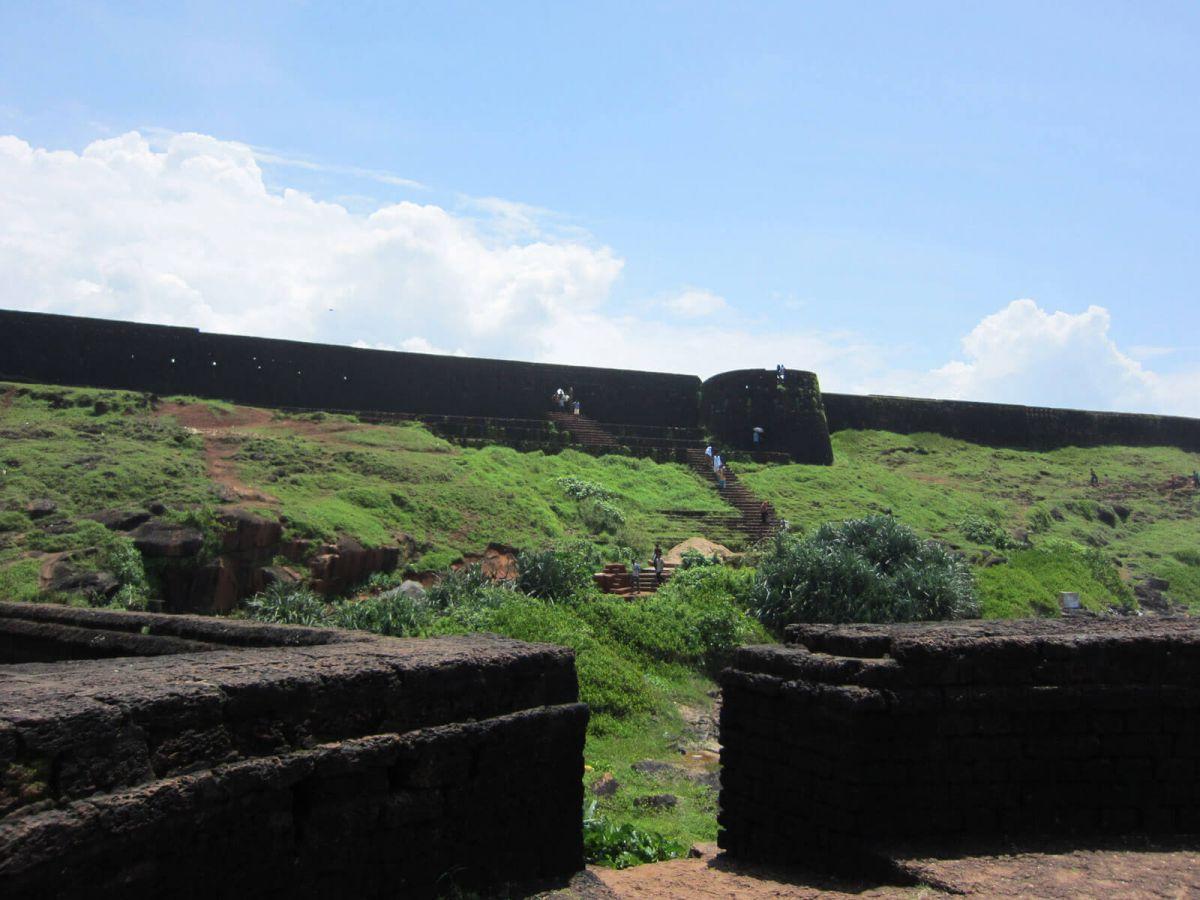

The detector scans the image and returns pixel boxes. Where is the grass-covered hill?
[2,379,1199,855]
[3,380,1197,614]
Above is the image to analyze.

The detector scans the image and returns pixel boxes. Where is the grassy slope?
[5,381,1200,850]
[739,430,1200,613]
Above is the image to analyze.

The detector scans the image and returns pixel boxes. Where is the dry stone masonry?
[0,602,587,899]
[719,618,1200,871]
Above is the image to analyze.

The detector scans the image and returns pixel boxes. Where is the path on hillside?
[156,402,281,508]
[549,410,781,544]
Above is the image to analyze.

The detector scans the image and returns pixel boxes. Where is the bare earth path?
[579,841,1200,899]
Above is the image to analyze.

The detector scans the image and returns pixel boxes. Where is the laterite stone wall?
[719,618,1200,869]
[700,369,833,465]
[0,602,588,899]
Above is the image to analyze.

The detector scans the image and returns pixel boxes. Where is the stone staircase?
[547,410,621,452]
[593,562,677,596]
[681,448,779,542]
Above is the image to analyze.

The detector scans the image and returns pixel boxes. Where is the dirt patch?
[156,403,279,507]
[590,845,927,899]
[0,387,14,412]
[664,538,735,565]
[592,840,1200,898]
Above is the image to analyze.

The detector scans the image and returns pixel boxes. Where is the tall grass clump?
[749,515,978,629]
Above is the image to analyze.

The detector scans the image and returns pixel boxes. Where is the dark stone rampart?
[0,308,699,428]
[824,392,1200,452]
[0,602,587,898]
[700,369,833,465]
[719,618,1200,871]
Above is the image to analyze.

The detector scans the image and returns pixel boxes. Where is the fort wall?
[0,602,587,898]
[0,309,700,428]
[823,392,1200,452]
[3,309,1199,459]
[719,618,1200,871]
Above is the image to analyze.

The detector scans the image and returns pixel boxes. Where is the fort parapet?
[3,308,1200,460]
[719,618,1200,871]
[0,602,587,898]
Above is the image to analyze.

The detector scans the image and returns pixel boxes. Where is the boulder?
[1096,506,1117,527]
[309,537,400,594]
[86,509,152,532]
[130,520,205,558]
[40,558,119,600]
[590,773,620,797]
[24,499,57,519]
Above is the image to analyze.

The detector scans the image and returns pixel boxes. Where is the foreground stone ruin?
[0,602,587,898]
[719,618,1200,871]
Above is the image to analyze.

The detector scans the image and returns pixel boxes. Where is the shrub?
[245,583,328,626]
[678,548,721,570]
[957,515,1012,549]
[557,477,617,501]
[749,516,978,629]
[583,801,688,869]
[329,591,432,636]
[517,547,595,602]
[426,564,497,610]
[580,497,625,534]
[1028,506,1054,534]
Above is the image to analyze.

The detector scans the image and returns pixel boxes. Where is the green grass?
[739,430,1200,611]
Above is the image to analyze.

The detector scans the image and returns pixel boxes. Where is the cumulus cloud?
[3,131,1196,417]
[0,130,621,360]
[870,299,1200,417]
[661,287,728,318]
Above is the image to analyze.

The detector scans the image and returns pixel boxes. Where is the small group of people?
[553,387,581,416]
[628,544,665,596]
[705,444,731,489]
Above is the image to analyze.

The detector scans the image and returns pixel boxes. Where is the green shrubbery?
[749,515,978,629]
[958,515,1013,549]
[583,801,688,869]
[516,545,598,601]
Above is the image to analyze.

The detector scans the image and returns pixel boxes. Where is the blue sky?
[1,2,1198,413]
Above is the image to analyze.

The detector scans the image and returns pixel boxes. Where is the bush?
[517,547,595,602]
[1028,506,1054,534]
[678,548,721,570]
[426,564,497,610]
[245,583,328,626]
[957,515,1012,549]
[580,566,765,672]
[557,477,618,501]
[583,801,688,869]
[579,497,625,534]
[749,516,978,629]
[328,590,432,636]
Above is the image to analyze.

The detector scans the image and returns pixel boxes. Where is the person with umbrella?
[752,426,764,446]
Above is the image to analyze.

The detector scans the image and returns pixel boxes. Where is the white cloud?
[661,288,728,318]
[4,131,1195,417]
[0,130,621,360]
[868,299,1200,417]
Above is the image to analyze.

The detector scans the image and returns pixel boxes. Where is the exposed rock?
[40,558,119,599]
[309,537,400,595]
[218,509,282,553]
[633,794,677,811]
[258,565,302,589]
[1145,576,1170,592]
[24,499,57,519]
[590,773,620,797]
[85,509,152,532]
[1113,503,1132,521]
[130,520,205,558]
[1096,506,1118,527]
[146,501,168,516]
[1050,507,1065,521]
[187,558,239,614]
[395,580,427,601]
[455,542,520,581]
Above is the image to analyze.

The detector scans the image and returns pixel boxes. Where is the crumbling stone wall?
[0,602,587,898]
[719,618,1200,870]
